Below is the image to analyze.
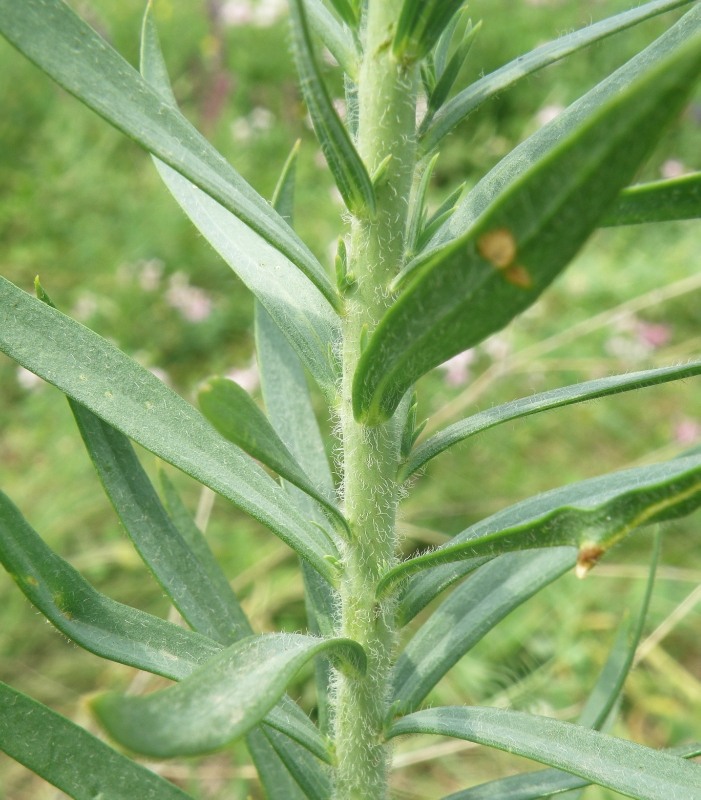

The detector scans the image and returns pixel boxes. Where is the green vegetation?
[0,1,700,798]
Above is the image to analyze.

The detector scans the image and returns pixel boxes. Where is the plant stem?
[333,3,418,798]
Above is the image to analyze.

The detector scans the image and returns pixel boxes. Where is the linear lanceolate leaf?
[266,726,333,800]
[443,742,701,800]
[391,549,574,715]
[0,683,194,800]
[379,452,701,598]
[0,0,335,306]
[4,492,330,775]
[578,534,658,730]
[324,0,358,30]
[93,634,365,757]
[444,541,661,800]
[247,728,310,800]
[158,470,251,634]
[159,468,334,759]
[353,6,701,425]
[256,302,339,731]
[305,0,361,79]
[354,6,701,424]
[602,172,701,226]
[402,360,701,477]
[393,0,465,63]
[0,487,331,764]
[0,279,339,584]
[198,377,348,536]
[419,0,695,153]
[397,556,492,626]
[425,20,480,122]
[388,707,701,800]
[0,489,222,681]
[256,307,337,512]
[140,9,341,394]
[289,0,375,217]
[71,403,251,645]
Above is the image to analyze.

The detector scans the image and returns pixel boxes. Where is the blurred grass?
[0,0,700,798]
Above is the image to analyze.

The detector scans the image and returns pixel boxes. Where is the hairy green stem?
[332,2,418,798]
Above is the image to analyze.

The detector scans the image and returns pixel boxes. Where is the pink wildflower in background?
[165,272,213,323]
[660,159,688,179]
[605,314,672,362]
[438,350,476,386]
[226,361,260,393]
[675,418,701,446]
[221,0,286,28]
[138,259,165,292]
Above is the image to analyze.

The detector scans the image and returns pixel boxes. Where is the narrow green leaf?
[0,278,340,584]
[198,377,348,536]
[391,549,574,715]
[256,301,339,731]
[140,9,341,394]
[265,145,338,736]
[397,556,492,627]
[403,360,701,477]
[305,0,361,80]
[393,0,465,63]
[446,540,659,800]
[426,20,480,121]
[0,489,222,681]
[263,698,333,765]
[387,707,701,800]
[325,0,358,30]
[37,276,251,645]
[1,484,332,766]
[158,470,252,636]
[354,7,701,424]
[0,0,333,303]
[266,725,333,800]
[416,181,466,251]
[157,158,341,393]
[0,682,194,800]
[579,534,659,730]
[247,728,310,800]
[405,153,441,261]
[442,742,701,800]
[72,404,251,645]
[93,634,366,757]
[378,452,701,598]
[289,0,375,217]
[602,172,701,226]
[420,0,696,153]
[432,4,468,77]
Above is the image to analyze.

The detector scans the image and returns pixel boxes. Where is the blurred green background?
[0,0,700,797]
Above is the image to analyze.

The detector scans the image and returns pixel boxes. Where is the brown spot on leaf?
[477,228,517,268]
[576,544,605,579]
[503,264,533,289]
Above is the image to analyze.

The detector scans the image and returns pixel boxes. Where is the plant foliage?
[0,1,700,799]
